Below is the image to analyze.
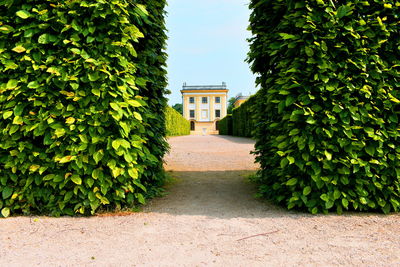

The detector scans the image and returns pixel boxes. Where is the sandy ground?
[1,135,400,266]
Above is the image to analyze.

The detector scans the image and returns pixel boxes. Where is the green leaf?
[6,79,18,89]
[65,117,75,124]
[136,4,149,16]
[88,72,100,82]
[133,112,142,121]
[46,67,61,76]
[0,25,14,34]
[2,187,13,199]
[365,145,375,156]
[4,60,18,70]
[12,116,23,125]
[12,45,26,53]
[92,169,102,180]
[70,48,80,54]
[342,198,349,208]
[55,128,66,137]
[16,10,31,19]
[279,33,297,40]
[112,140,122,150]
[306,117,316,124]
[111,167,123,178]
[382,204,391,214]
[303,186,311,196]
[1,207,10,218]
[325,200,334,209]
[289,129,300,136]
[71,175,82,185]
[311,207,318,214]
[91,89,101,97]
[286,178,298,186]
[58,155,76,163]
[136,193,145,204]
[110,103,120,111]
[27,81,40,89]
[86,178,94,188]
[119,122,130,135]
[128,167,138,179]
[38,33,56,44]
[93,150,104,164]
[320,194,329,201]
[43,174,55,181]
[280,158,289,168]
[287,156,295,165]
[333,189,341,200]
[336,5,352,19]
[3,111,13,119]
[285,96,295,106]
[324,150,332,161]
[309,143,315,151]
[13,105,24,116]
[128,100,142,107]
[360,197,367,205]
[305,47,314,57]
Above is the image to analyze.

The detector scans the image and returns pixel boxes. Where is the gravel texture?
[1,135,400,266]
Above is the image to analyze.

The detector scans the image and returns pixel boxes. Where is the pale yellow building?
[181,82,228,135]
[234,94,250,108]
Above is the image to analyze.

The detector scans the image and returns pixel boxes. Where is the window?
[215,109,221,118]
[189,110,195,118]
[190,121,195,131]
[215,97,221,103]
[189,97,195,104]
[202,97,208,104]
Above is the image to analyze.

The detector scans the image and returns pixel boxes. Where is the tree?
[227,97,236,114]
[172,103,183,115]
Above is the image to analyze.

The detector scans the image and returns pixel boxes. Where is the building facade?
[181,83,228,135]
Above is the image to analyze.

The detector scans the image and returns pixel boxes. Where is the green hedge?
[219,115,233,135]
[248,0,400,214]
[165,106,190,136]
[0,0,168,217]
[232,94,258,138]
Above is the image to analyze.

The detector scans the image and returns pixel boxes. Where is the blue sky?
[165,0,256,105]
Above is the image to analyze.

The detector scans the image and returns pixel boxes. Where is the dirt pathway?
[1,135,400,266]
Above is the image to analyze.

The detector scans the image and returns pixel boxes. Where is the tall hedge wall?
[0,0,168,217]
[248,0,400,214]
[232,94,258,138]
[219,115,233,135]
[165,106,190,136]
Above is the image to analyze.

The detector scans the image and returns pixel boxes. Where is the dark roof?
[181,82,228,91]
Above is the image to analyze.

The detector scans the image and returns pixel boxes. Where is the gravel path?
[1,135,400,266]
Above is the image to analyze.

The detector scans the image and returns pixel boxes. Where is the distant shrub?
[232,94,258,138]
[219,115,233,135]
[248,0,400,214]
[165,106,190,136]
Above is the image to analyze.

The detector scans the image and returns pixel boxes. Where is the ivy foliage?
[165,106,190,136]
[248,0,400,214]
[0,0,168,217]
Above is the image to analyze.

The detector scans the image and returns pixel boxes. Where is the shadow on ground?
[143,170,304,219]
[215,135,256,144]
